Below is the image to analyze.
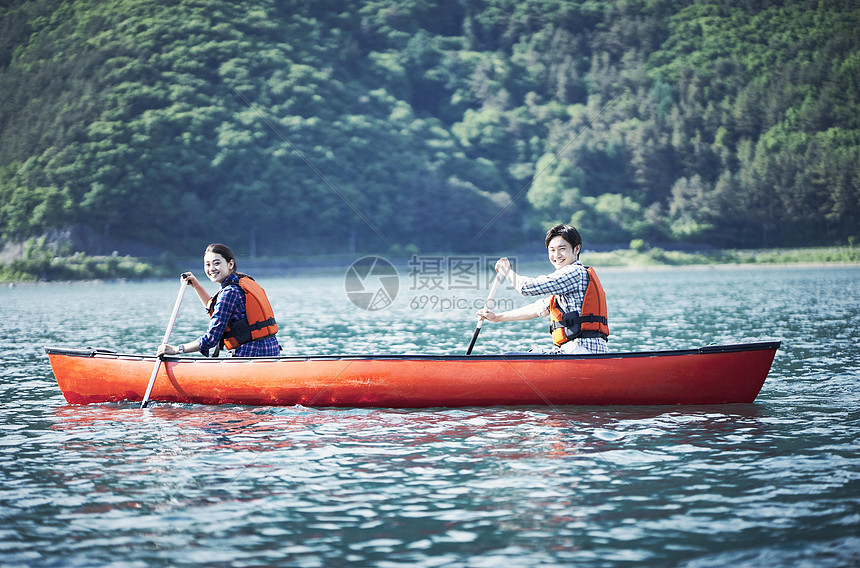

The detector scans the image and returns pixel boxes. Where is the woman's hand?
[184,271,214,307]
[156,344,178,357]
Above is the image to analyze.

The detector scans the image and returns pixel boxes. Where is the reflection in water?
[42,401,787,567]
[51,402,767,463]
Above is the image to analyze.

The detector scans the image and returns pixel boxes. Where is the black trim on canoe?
[44,341,781,362]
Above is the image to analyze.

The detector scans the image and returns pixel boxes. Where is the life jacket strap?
[549,315,609,341]
[578,330,609,340]
[222,317,278,345]
[550,313,608,327]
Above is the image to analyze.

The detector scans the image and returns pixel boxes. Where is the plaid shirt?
[198,273,281,357]
[516,260,609,354]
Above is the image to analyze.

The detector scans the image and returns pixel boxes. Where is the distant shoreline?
[591,261,860,273]
[3,245,859,283]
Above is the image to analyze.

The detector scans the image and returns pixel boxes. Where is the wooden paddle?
[140,275,189,408]
[466,271,503,355]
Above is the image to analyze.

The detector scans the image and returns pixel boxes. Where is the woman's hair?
[544,224,582,249]
[205,243,238,273]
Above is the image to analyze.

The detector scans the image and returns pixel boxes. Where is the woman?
[158,243,281,357]
[477,224,609,354]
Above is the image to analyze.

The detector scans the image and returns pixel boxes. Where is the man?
[477,224,609,354]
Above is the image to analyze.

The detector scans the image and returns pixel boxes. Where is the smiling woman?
[157,243,281,358]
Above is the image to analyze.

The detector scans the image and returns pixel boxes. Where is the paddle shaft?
[141,276,189,408]
[466,272,503,355]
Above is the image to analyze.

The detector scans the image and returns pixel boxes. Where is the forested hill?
[1,0,858,257]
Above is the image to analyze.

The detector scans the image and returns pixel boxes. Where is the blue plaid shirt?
[516,260,609,354]
[198,273,281,357]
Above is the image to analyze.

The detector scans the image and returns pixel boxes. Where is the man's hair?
[544,224,582,249]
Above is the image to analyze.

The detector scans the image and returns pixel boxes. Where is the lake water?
[2,264,859,567]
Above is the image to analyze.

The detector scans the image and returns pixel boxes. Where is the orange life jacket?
[207,274,278,351]
[548,266,609,346]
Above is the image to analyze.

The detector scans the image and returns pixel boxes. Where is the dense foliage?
[1,0,858,256]
[0,237,168,281]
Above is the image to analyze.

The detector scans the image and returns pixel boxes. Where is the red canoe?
[45,341,780,407]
